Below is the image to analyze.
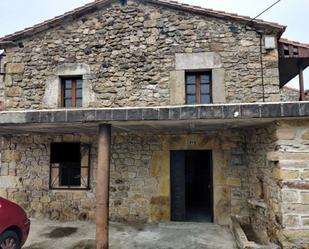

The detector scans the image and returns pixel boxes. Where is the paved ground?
[23,219,237,249]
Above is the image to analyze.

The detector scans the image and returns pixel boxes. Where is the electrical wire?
[245,0,282,28]
[243,0,282,102]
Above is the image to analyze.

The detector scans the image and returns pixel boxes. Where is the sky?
[0,0,308,89]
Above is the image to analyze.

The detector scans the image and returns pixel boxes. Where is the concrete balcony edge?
[0,101,308,125]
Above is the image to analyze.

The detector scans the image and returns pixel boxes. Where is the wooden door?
[170,151,186,221]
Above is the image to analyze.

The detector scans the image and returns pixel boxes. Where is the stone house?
[0,0,309,248]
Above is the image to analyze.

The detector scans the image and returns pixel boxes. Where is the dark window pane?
[77,79,83,89]
[76,98,82,108]
[201,94,210,104]
[51,143,81,187]
[50,143,80,163]
[293,46,299,56]
[186,85,196,94]
[201,74,210,83]
[185,72,211,105]
[60,164,81,187]
[187,95,196,104]
[65,89,71,98]
[65,99,72,107]
[186,75,196,84]
[201,84,210,94]
[65,80,72,89]
[76,89,82,98]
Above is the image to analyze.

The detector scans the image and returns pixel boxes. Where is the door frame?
[170,149,214,222]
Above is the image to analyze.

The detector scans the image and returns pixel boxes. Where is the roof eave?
[0,0,287,46]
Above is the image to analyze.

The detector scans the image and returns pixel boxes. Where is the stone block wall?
[244,121,309,248]
[1,0,281,110]
[0,134,98,221]
[245,125,280,244]
[109,134,162,222]
[0,74,4,110]
[4,124,309,248]
[0,133,160,222]
[0,133,162,222]
[0,130,250,225]
[272,120,309,249]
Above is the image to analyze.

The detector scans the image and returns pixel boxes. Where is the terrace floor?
[23,219,237,249]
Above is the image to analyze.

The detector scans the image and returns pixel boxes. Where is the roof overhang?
[0,0,286,45]
[0,102,308,135]
[279,57,309,87]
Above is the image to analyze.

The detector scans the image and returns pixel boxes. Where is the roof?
[279,38,309,49]
[0,0,286,43]
[282,86,299,93]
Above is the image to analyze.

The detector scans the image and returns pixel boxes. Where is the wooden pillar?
[96,124,111,249]
[299,68,305,101]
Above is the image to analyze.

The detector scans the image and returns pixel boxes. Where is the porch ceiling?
[0,101,308,135]
[279,57,309,87]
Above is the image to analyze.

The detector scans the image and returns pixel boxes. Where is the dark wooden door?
[170,151,186,221]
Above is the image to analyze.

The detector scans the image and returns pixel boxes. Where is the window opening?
[283,44,289,56]
[186,72,212,104]
[293,46,299,56]
[61,77,83,108]
[50,142,91,190]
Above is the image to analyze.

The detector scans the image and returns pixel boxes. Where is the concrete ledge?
[0,102,309,125]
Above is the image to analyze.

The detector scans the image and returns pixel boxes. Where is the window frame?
[185,71,212,105]
[49,142,91,190]
[293,46,299,56]
[60,77,83,108]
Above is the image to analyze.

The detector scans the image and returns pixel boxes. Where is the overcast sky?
[1,0,308,89]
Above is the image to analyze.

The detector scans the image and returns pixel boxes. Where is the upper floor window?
[61,77,82,108]
[293,46,299,56]
[283,44,289,56]
[186,72,212,104]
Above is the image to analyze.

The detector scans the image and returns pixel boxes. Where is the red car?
[0,197,30,249]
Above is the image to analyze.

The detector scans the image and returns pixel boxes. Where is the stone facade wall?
[0,133,162,222]
[270,120,309,249]
[245,125,280,245]
[109,134,162,222]
[0,134,98,221]
[148,131,249,225]
[6,123,308,248]
[2,0,280,110]
[0,74,4,110]
[0,130,249,225]
[244,121,309,248]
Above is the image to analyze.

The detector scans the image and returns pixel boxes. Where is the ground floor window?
[50,142,91,190]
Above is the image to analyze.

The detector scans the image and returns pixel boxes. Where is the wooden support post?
[96,124,111,249]
[299,68,305,101]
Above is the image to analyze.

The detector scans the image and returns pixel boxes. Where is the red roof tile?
[279,38,309,49]
[282,86,299,92]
